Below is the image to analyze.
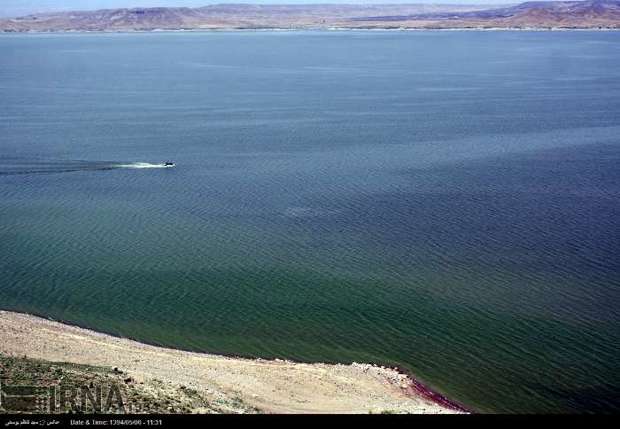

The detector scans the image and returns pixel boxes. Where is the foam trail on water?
[116,162,174,169]
[0,159,174,176]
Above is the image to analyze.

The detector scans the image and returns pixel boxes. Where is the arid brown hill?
[0,1,619,31]
[353,0,620,28]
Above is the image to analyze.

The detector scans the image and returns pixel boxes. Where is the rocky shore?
[0,311,462,414]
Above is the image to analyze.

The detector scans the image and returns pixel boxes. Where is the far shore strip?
[0,310,463,414]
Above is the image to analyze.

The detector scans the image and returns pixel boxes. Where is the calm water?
[1,31,619,413]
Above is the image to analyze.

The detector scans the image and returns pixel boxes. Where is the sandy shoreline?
[0,310,464,414]
[2,28,620,34]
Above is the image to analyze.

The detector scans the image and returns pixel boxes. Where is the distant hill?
[1,1,619,31]
[355,0,620,27]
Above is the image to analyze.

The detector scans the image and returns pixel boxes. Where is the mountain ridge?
[1,1,619,31]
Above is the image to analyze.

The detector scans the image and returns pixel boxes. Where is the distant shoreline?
[2,27,620,34]
[0,310,466,414]
[2,2,618,34]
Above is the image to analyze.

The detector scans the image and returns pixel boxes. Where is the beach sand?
[0,310,462,414]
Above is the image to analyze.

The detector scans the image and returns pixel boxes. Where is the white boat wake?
[116,162,174,169]
[0,159,175,176]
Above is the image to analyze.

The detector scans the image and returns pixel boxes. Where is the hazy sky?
[0,0,556,18]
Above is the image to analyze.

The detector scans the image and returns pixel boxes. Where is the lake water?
[1,31,619,413]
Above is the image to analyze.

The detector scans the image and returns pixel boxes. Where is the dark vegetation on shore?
[0,354,257,414]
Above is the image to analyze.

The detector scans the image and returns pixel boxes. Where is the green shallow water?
[1,31,620,413]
